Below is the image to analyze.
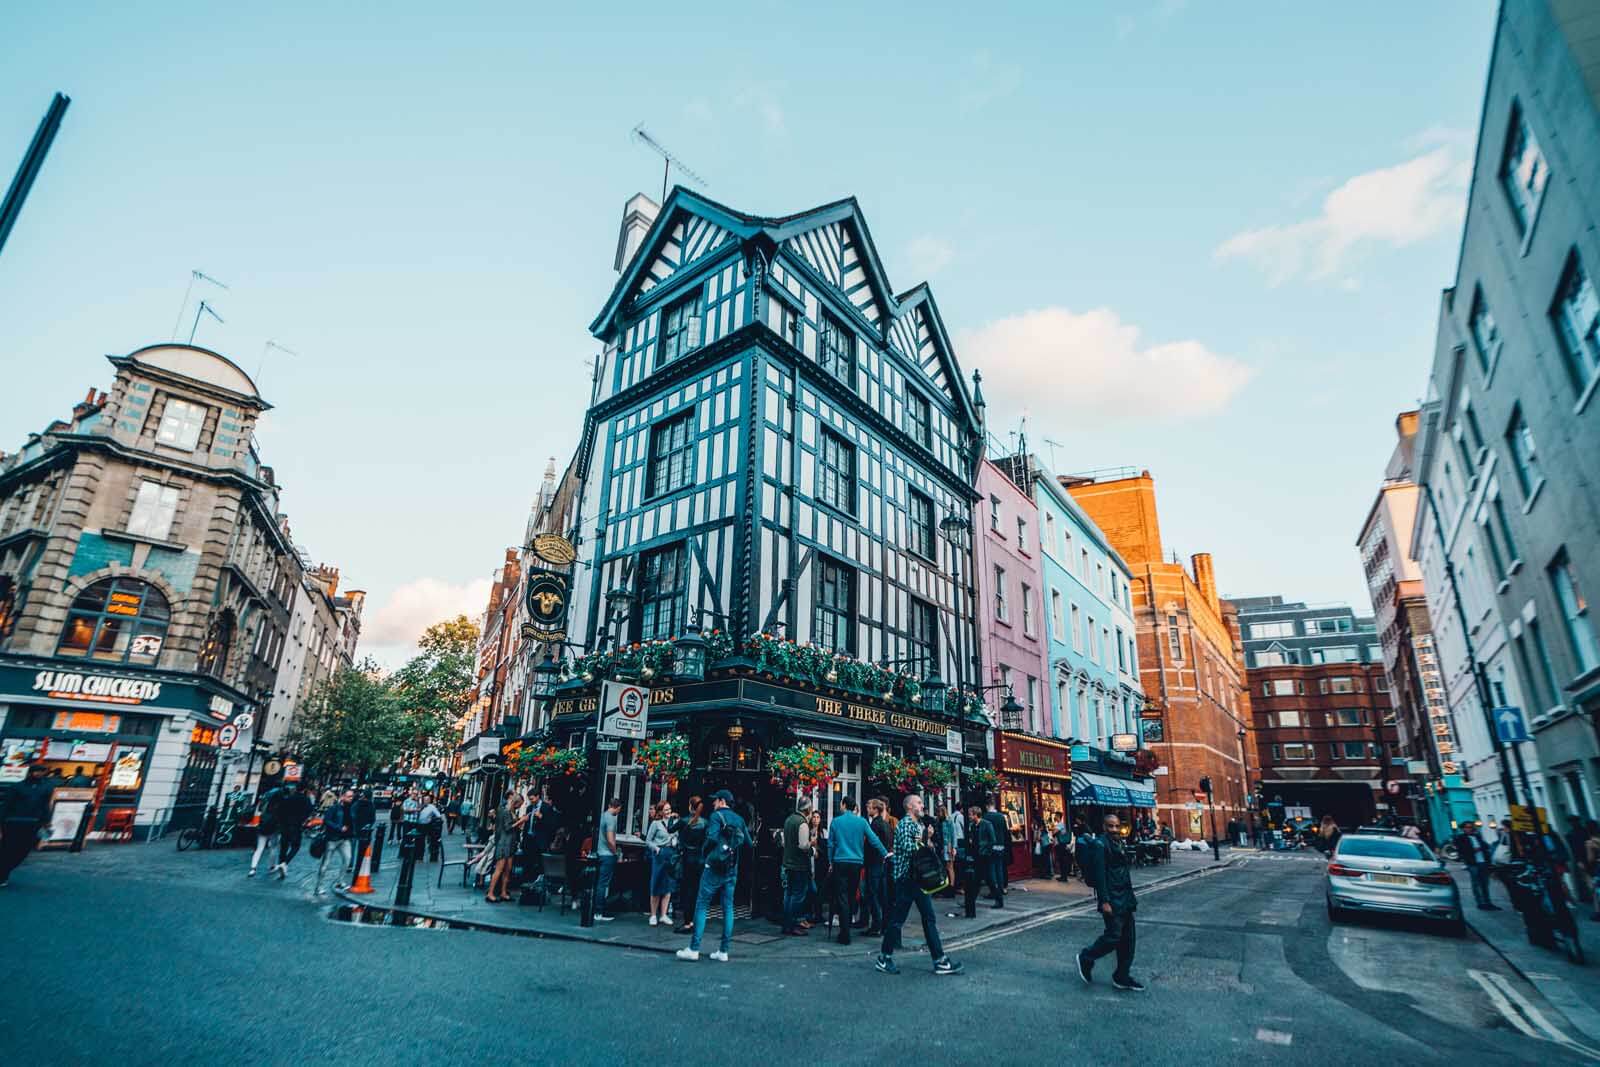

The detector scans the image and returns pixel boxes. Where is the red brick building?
[1066,472,1254,837]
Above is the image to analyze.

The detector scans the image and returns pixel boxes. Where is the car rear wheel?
[1441,916,1466,938]
[1327,899,1346,924]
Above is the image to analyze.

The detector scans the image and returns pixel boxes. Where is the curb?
[332,857,1238,955]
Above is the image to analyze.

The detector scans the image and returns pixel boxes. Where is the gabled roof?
[589,187,977,427]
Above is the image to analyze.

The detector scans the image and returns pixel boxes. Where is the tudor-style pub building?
[0,344,294,838]
[547,189,987,860]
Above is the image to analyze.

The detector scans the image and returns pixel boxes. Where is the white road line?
[1483,970,1600,1062]
[1468,969,1543,1040]
[1254,1028,1292,1046]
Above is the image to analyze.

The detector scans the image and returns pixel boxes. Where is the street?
[2,846,1595,1065]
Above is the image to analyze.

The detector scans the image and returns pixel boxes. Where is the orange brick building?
[1065,471,1255,836]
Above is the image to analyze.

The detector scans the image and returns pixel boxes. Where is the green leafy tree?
[392,615,480,763]
[288,658,407,781]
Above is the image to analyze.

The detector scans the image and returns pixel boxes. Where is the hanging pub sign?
[1140,718,1165,744]
[523,568,570,642]
[531,533,577,567]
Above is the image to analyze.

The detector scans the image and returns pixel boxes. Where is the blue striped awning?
[1071,771,1129,806]
[1125,780,1157,808]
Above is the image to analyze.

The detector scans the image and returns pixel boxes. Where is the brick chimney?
[613,193,661,273]
[1191,552,1219,614]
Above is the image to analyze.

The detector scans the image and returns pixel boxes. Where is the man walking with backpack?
[271,784,314,880]
[678,790,749,962]
[874,793,962,976]
[1076,813,1145,992]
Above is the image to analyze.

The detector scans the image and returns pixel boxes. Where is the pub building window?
[1550,250,1600,393]
[657,291,702,367]
[126,480,181,540]
[0,575,16,639]
[56,577,170,666]
[813,556,856,654]
[819,309,855,387]
[635,543,688,641]
[907,488,935,560]
[198,610,236,680]
[1167,613,1182,660]
[906,390,932,449]
[646,410,697,500]
[1500,103,1549,235]
[155,397,207,451]
[907,597,938,677]
[817,429,856,513]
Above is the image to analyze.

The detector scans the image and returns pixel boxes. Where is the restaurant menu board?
[44,788,96,848]
[1000,787,1027,843]
[109,747,145,789]
[0,738,45,783]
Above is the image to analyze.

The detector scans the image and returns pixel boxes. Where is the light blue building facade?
[997,455,1142,748]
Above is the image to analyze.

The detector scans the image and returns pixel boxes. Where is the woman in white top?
[645,801,679,926]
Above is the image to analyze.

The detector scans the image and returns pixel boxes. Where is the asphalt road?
[1,846,1594,1065]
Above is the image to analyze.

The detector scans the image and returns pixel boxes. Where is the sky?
[1,1,1499,667]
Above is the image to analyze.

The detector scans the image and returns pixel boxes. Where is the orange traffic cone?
[348,841,375,894]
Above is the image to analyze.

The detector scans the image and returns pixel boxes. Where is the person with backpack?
[678,790,749,962]
[1076,812,1145,992]
[874,793,963,976]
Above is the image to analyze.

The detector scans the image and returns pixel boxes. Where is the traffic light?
[1199,775,1212,796]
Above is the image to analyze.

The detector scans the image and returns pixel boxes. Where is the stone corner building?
[0,343,296,836]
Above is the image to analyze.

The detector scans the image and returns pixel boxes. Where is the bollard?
[370,828,385,875]
[394,824,420,907]
[578,855,598,928]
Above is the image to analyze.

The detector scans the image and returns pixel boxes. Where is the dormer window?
[156,398,207,451]
[657,292,703,367]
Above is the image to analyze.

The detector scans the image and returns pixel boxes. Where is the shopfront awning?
[1123,779,1157,808]
[1071,771,1130,806]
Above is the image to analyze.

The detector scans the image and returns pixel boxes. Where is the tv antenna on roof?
[188,299,223,345]
[172,269,229,342]
[256,340,298,390]
[631,124,708,202]
[1042,436,1065,471]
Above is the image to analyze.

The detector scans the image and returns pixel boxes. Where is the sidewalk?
[335,834,1231,958]
[1450,865,1600,1045]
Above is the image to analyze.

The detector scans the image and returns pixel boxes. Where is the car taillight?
[1327,863,1365,877]
[1412,870,1453,886]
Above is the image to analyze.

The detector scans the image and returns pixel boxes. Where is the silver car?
[1325,832,1464,935]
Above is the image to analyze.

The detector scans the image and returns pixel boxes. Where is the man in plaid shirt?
[875,793,964,976]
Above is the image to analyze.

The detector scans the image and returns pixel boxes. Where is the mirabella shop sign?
[33,670,163,705]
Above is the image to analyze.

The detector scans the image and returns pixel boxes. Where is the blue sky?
[2,1,1498,664]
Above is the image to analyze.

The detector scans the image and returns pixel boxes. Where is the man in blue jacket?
[828,796,886,945]
[314,789,356,897]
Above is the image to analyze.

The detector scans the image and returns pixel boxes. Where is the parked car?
[1326,832,1463,936]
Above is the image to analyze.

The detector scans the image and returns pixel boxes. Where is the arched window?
[198,610,235,680]
[57,577,170,665]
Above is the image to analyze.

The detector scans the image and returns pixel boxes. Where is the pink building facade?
[973,457,1052,733]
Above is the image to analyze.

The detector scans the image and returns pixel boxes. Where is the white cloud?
[905,235,955,277]
[364,576,492,649]
[957,307,1253,425]
[1215,145,1469,284]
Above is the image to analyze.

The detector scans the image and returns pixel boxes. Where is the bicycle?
[1511,861,1585,964]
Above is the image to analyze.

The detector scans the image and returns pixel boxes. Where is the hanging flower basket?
[530,746,588,779]
[918,761,955,791]
[871,754,919,793]
[962,766,1000,792]
[569,630,736,683]
[768,743,834,795]
[638,734,690,781]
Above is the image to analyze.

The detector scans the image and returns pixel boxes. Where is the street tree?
[392,614,480,764]
[288,658,407,781]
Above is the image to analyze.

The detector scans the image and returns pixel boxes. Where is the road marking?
[1468,969,1600,1061]
[1254,1029,1292,1046]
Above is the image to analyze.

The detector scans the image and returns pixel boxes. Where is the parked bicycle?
[174,805,241,851]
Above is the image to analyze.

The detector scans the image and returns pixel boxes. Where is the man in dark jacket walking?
[0,763,54,886]
[314,789,357,897]
[982,799,1010,907]
[1076,813,1145,991]
[272,785,314,879]
[350,789,377,875]
[1453,820,1498,910]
